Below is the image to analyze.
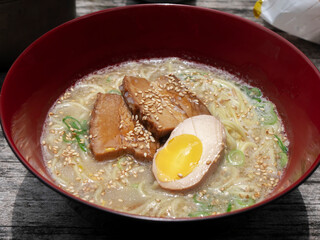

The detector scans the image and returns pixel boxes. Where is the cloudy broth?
[41,58,288,218]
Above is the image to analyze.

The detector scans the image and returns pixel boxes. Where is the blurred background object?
[138,0,186,2]
[0,0,76,70]
[254,0,320,44]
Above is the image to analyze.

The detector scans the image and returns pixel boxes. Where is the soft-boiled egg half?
[152,115,226,190]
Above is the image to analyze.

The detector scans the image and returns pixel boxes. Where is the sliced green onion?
[274,135,288,168]
[192,193,203,204]
[227,149,245,166]
[81,120,88,132]
[234,197,256,209]
[249,87,262,98]
[63,116,82,130]
[226,202,232,212]
[274,135,288,153]
[62,116,88,152]
[107,89,122,95]
[62,116,87,134]
[188,211,212,217]
[255,102,278,125]
[74,134,87,152]
[131,183,139,189]
[189,194,215,217]
[241,86,262,102]
[279,152,288,168]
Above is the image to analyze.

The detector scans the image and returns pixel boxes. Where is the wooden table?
[1,1,319,239]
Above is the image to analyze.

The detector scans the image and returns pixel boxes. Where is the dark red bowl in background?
[1,4,320,222]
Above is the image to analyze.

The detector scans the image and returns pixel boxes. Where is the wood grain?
[0,0,319,239]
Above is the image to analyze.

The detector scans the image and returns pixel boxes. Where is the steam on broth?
[41,58,289,218]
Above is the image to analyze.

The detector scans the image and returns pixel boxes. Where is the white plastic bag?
[254,0,320,44]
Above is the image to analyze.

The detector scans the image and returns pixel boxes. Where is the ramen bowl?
[1,4,320,222]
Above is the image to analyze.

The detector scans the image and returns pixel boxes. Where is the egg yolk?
[155,134,203,182]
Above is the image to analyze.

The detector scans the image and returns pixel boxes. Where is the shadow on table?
[11,172,309,239]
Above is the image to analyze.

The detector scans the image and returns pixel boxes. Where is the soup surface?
[41,58,289,218]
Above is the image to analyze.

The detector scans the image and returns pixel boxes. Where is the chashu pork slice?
[119,75,211,139]
[89,93,159,161]
[155,75,210,117]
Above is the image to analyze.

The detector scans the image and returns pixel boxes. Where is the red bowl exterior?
[1,4,320,221]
